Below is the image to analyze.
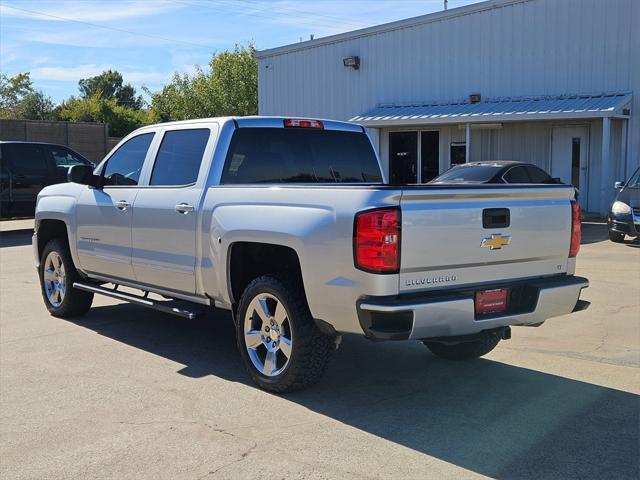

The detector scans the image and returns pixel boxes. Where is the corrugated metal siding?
[258,0,639,181]
[352,93,631,123]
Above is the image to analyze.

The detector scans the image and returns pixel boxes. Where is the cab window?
[525,166,552,183]
[48,146,91,172]
[503,166,530,183]
[102,133,154,186]
[150,129,210,186]
[2,143,49,176]
[220,128,382,184]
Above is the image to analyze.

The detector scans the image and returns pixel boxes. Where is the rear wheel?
[609,231,625,243]
[39,239,93,318]
[423,335,500,361]
[236,274,334,392]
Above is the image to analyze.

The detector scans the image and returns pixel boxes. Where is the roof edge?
[255,0,529,59]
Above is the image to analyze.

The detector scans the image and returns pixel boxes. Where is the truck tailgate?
[399,185,575,293]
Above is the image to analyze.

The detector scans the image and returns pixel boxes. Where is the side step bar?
[73,282,205,320]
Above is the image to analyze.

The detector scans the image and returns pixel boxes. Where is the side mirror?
[68,165,101,188]
[614,181,625,190]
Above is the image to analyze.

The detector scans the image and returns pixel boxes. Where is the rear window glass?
[431,165,502,183]
[220,128,382,184]
[503,166,530,183]
[2,143,48,175]
[150,129,209,186]
[525,166,552,183]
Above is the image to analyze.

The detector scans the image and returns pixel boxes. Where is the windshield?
[430,165,502,184]
[626,168,640,188]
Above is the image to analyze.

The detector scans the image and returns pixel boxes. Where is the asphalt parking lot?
[1,221,638,480]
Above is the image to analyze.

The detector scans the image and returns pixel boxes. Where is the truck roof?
[133,116,364,134]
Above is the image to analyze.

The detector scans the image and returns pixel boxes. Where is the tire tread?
[236,273,333,392]
[40,238,93,318]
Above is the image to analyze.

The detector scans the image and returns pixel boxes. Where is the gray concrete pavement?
[1,224,638,479]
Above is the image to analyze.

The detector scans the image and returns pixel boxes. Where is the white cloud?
[29,64,171,85]
[0,1,180,23]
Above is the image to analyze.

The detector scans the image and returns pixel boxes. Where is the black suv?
[0,141,93,218]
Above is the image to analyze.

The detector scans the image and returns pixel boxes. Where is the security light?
[343,56,360,70]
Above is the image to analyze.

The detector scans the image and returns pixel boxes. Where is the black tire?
[236,274,334,392]
[423,334,500,361]
[39,238,93,318]
[609,231,625,243]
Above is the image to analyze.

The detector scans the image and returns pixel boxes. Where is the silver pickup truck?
[33,116,589,392]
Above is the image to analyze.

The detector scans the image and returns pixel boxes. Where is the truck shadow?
[580,221,609,245]
[0,229,33,248]
[67,304,639,480]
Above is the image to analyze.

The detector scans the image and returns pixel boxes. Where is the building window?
[450,142,466,167]
[571,137,581,187]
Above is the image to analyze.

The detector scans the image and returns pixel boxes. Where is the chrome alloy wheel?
[243,293,293,377]
[43,251,66,307]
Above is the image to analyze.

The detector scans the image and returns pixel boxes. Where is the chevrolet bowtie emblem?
[481,233,511,250]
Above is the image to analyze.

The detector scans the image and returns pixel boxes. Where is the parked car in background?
[608,167,640,243]
[0,141,93,218]
[430,161,560,185]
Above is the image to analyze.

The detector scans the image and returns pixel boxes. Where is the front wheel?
[423,335,500,360]
[39,239,93,318]
[236,274,334,392]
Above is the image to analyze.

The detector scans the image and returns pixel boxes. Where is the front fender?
[35,189,82,274]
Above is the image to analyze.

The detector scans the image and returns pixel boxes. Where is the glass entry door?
[421,131,440,182]
[389,132,418,184]
[389,130,440,184]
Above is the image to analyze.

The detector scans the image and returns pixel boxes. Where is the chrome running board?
[73,282,205,320]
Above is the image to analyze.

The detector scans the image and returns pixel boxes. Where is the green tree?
[148,43,257,122]
[57,94,151,137]
[0,73,56,120]
[79,70,143,110]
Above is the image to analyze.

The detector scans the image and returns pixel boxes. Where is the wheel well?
[228,242,303,304]
[37,220,68,259]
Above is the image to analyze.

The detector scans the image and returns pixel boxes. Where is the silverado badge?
[481,233,511,250]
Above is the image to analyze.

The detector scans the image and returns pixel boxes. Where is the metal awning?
[351,92,632,127]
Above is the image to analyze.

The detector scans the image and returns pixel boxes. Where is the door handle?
[115,200,131,210]
[175,203,194,214]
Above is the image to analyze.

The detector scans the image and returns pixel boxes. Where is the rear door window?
[220,128,382,184]
[2,143,49,176]
[503,166,530,183]
[150,129,210,186]
[102,133,154,186]
[524,166,552,183]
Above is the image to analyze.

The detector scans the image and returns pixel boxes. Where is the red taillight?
[570,201,581,257]
[283,118,324,129]
[354,207,400,274]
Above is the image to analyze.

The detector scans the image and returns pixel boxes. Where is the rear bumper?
[356,275,589,340]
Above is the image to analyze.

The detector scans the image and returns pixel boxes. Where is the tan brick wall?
[0,120,122,162]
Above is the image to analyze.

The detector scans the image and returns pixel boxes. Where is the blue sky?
[0,0,481,103]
